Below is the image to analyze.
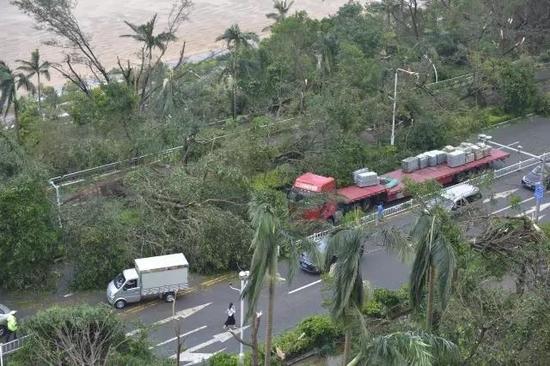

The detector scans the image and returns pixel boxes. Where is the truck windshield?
[114,273,125,289]
[288,187,320,202]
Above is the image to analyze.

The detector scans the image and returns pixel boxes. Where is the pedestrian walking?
[6,311,18,342]
[376,203,384,225]
[224,303,236,330]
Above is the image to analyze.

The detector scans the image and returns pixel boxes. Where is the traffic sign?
[534,183,544,202]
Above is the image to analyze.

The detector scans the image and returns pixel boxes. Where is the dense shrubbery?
[209,315,341,366]
[0,139,59,290]
[273,315,342,359]
[362,286,410,319]
[10,304,169,366]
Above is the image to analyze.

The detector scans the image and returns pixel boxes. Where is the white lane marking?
[169,326,250,359]
[150,325,208,349]
[288,280,322,295]
[520,202,550,216]
[126,302,211,336]
[491,197,535,215]
[181,348,226,366]
[483,189,519,204]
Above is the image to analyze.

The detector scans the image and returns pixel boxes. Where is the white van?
[428,183,482,212]
[107,253,189,309]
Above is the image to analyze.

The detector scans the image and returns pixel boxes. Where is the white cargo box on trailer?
[135,253,189,293]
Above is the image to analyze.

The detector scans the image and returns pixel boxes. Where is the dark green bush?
[273,315,342,359]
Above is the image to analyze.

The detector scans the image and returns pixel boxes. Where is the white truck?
[107,253,189,309]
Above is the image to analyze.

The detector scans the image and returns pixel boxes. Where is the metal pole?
[1,341,4,366]
[238,270,249,366]
[535,156,545,223]
[49,180,62,228]
[391,71,398,146]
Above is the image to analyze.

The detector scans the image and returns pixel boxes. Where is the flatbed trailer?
[290,148,510,222]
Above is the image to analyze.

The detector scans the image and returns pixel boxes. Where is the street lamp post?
[229,270,250,366]
[424,54,438,83]
[391,68,419,146]
[535,155,546,223]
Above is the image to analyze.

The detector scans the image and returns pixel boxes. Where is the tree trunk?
[37,72,42,119]
[264,260,277,366]
[342,330,351,366]
[426,264,436,330]
[252,312,260,366]
[232,54,237,121]
[13,96,20,144]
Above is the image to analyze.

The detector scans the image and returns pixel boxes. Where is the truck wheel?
[455,172,467,183]
[115,300,127,309]
[0,325,6,337]
[164,292,176,303]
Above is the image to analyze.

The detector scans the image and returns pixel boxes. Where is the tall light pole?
[424,54,438,83]
[229,270,249,366]
[391,68,419,146]
[535,155,546,223]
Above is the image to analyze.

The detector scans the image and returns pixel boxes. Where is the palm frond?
[375,226,415,262]
[242,201,281,321]
[16,73,36,95]
[326,228,365,322]
[431,236,456,309]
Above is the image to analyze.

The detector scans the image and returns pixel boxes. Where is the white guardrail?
[305,153,549,243]
[0,336,29,365]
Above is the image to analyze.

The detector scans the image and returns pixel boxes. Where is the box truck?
[107,253,189,309]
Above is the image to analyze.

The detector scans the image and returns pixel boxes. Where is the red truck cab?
[288,173,339,221]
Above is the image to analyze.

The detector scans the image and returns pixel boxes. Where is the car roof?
[442,184,479,201]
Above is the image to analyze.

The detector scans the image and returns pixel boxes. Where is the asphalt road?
[115,116,550,365]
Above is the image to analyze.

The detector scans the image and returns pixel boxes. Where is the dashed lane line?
[150,325,208,349]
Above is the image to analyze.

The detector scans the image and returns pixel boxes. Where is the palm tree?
[410,212,457,330]
[121,14,176,62]
[0,61,35,143]
[242,200,284,366]
[16,49,50,117]
[263,0,294,31]
[216,24,258,120]
[348,329,459,366]
[408,211,457,330]
[324,228,366,366]
[121,14,176,103]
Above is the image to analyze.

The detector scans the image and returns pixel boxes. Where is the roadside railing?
[0,336,29,366]
[305,152,548,243]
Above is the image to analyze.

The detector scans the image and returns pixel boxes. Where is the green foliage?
[64,200,133,290]
[407,116,448,151]
[273,315,342,359]
[535,92,550,117]
[10,304,162,366]
[0,153,59,289]
[491,59,538,115]
[208,353,240,366]
[362,287,410,319]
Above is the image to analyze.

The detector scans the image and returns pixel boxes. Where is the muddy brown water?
[0,0,349,87]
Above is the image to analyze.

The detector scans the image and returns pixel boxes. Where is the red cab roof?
[293,173,336,193]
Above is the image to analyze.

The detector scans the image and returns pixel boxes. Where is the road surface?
[117,116,550,364]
